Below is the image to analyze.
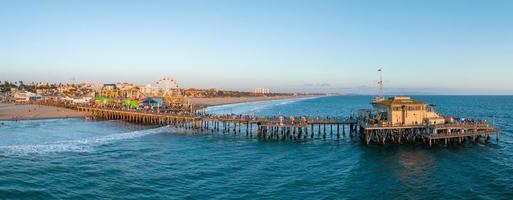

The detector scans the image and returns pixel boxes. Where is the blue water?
[0,96,512,199]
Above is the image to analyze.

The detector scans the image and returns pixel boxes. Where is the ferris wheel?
[142,76,185,98]
[154,77,180,91]
[135,77,191,107]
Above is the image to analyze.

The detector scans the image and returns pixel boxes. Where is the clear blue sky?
[1,0,512,94]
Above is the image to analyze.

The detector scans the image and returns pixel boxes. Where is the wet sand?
[190,95,314,106]
[0,103,85,121]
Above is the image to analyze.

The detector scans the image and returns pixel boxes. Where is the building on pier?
[359,96,499,146]
[372,96,445,126]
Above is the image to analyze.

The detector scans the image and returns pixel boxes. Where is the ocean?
[0,96,512,199]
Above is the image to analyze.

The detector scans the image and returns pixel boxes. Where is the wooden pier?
[76,104,499,146]
[77,107,358,141]
[361,123,499,146]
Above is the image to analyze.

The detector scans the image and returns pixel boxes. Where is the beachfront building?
[254,88,271,95]
[13,91,36,103]
[184,88,204,97]
[56,84,75,95]
[61,96,93,104]
[184,88,220,97]
[36,88,53,96]
[115,83,134,91]
[0,91,12,103]
[116,83,143,99]
[99,83,143,99]
[54,83,96,97]
[372,96,445,126]
[100,84,118,98]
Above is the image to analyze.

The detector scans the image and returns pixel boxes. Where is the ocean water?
[0,96,512,199]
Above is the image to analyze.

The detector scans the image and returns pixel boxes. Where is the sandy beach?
[190,95,315,106]
[0,96,316,121]
[0,103,85,121]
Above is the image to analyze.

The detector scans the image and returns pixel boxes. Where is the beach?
[0,96,313,121]
[0,103,85,121]
[190,95,314,106]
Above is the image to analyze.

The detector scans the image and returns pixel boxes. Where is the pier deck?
[75,106,499,146]
[78,107,359,141]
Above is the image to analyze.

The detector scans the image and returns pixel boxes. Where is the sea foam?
[0,127,169,155]
[205,96,319,115]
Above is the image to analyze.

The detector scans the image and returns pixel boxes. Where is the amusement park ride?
[148,77,191,107]
[99,77,191,109]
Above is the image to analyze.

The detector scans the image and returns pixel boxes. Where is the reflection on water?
[396,148,436,196]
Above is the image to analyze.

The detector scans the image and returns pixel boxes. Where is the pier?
[77,97,500,146]
[30,76,500,147]
[361,123,499,147]
[77,107,359,141]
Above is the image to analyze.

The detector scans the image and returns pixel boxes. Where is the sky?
[1,0,513,94]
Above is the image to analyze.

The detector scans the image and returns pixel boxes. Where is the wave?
[0,127,169,155]
[205,96,321,115]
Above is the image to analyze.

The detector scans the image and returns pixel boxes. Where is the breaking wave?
[205,96,320,115]
[0,127,169,155]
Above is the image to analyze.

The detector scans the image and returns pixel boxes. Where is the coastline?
[0,95,320,121]
[0,103,85,121]
[190,95,318,107]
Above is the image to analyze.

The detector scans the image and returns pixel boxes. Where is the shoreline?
[0,95,322,121]
[190,95,320,107]
[0,116,84,122]
[0,103,85,121]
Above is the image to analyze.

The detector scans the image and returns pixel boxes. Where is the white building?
[72,97,93,104]
[116,82,136,91]
[13,92,35,103]
[254,88,271,94]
